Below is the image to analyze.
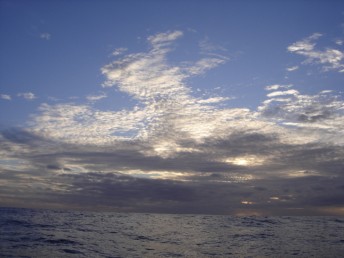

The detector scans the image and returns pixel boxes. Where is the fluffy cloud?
[288,33,344,72]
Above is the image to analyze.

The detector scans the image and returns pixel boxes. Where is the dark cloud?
[2,128,43,145]
[1,128,343,179]
[1,126,344,215]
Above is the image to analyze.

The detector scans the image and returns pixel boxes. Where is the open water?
[1,207,344,257]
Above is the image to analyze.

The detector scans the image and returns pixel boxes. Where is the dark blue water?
[1,207,344,257]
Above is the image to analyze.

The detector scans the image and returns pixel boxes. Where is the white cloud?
[40,33,51,40]
[101,31,226,102]
[0,94,11,100]
[18,92,36,100]
[267,89,299,98]
[320,90,333,94]
[265,84,291,91]
[112,48,127,56]
[147,30,183,47]
[196,97,230,104]
[86,92,107,101]
[287,33,321,52]
[286,66,299,72]
[187,58,227,75]
[335,39,343,46]
[288,33,344,72]
[31,103,149,143]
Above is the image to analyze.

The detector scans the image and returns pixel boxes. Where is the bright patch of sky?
[1,0,344,215]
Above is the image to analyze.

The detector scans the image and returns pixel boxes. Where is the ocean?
[0,207,343,257]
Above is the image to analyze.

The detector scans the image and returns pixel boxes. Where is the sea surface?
[1,207,344,257]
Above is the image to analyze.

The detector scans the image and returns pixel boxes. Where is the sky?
[1,0,344,216]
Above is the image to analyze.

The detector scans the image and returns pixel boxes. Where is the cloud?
[266,89,299,98]
[335,39,343,46]
[0,94,11,100]
[17,92,36,100]
[259,87,344,145]
[86,92,107,101]
[1,30,344,215]
[187,57,227,75]
[30,102,149,143]
[1,142,343,215]
[24,31,344,161]
[199,37,227,56]
[286,66,299,72]
[288,33,344,72]
[196,96,231,104]
[2,109,344,215]
[287,33,322,52]
[40,33,51,40]
[101,43,187,101]
[112,48,127,56]
[265,84,291,91]
[147,30,183,47]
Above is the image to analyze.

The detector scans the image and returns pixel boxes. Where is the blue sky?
[1,0,344,215]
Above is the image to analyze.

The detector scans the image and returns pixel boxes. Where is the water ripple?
[1,208,344,257]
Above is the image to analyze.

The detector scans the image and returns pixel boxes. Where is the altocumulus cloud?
[1,31,344,215]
